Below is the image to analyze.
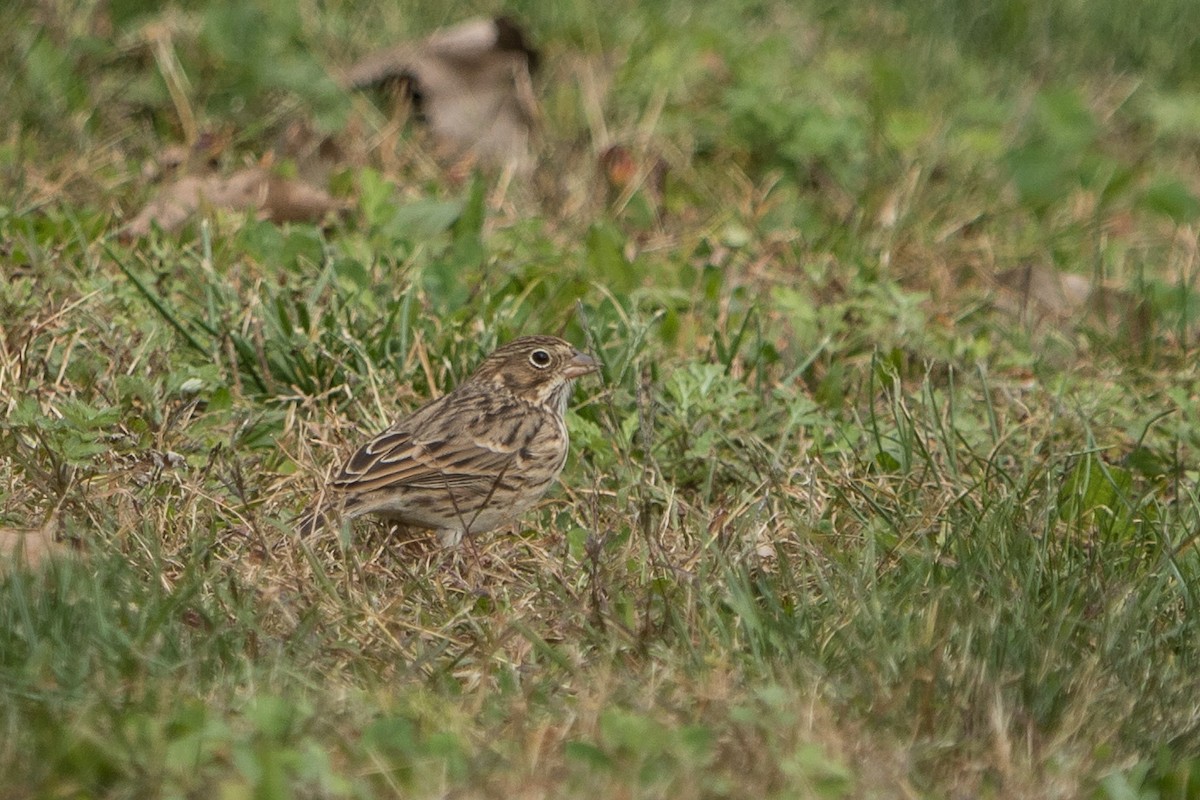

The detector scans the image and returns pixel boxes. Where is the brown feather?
[299,336,597,544]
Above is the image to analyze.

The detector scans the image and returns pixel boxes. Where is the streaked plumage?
[299,336,597,544]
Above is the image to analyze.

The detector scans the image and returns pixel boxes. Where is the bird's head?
[471,335,598,411]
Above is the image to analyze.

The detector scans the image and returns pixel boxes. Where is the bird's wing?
[332,392,543,496]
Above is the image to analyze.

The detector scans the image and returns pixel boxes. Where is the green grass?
[3,0,1200,797]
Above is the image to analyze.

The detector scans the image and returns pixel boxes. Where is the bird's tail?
[296,494,365,537]
[295,503,330,537]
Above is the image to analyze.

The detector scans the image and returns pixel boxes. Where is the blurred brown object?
[122,157,348,240]
[599,143,668,208]
[993,263,1150,343]
[343,16,540,168]
[0,512,72,573]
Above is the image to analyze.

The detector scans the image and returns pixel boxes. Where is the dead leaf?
[121,166,347,239]
[0,513,72,572]
[343,16,540,168]
[993,264,1150,342]
[599,143,668,215]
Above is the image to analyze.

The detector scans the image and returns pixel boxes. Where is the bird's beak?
[563,351,600,379]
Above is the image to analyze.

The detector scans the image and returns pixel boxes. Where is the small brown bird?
[299,336,598,544]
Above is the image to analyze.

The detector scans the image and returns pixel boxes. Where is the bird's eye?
[529,349,552,368]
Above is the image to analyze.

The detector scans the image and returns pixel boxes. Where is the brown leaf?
[121,167,347,239]
[599,143,668,209]
[343,16,540,167]
[263,174,347,223]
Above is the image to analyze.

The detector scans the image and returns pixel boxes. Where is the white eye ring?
[529,349,552,368]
